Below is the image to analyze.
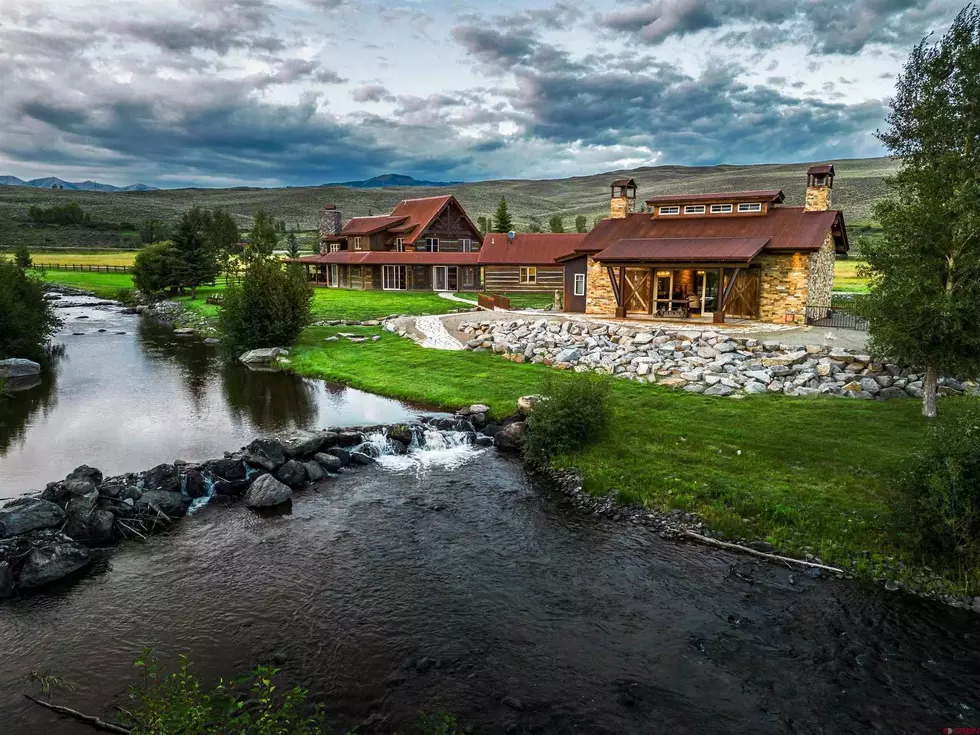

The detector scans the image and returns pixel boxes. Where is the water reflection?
[0,348,64,457]
[136,318,221,408]
[221,366,317,429]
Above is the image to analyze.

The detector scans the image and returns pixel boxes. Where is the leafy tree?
[139,219,170,245]
[133,242,181,296]
[523,372,612,467]
[859,5,980,418]
[286,232,301,259]
[0,260,59,360]
[219,259,313,352]
[171,209,221,299]
[575,215,588,233]
[527,215,543,233]
[476,216,490,236]
[246,210,280,262]
[13,244,32,269]
[492,197,514,233]
[27,201,91,225]
[549,215,564,233]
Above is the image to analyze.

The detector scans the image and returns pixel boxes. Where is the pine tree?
[492,198,514,233]
[549,215,564,233]
[477,216,489,236]
[246,210,280,262]
[860,5,980,418]
[286,232,301,258]
[171,209,221,300]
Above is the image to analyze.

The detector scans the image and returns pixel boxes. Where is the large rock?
[244,474,292,508]
[137,490,190,518]
[303,461,326,483]
[181,469,208,499]
[517,395,545,416]
[762,351,808,368]
[64,465,104,497]
[321,447,351,467]
[276,460,308,487]
[0,359,41,379]
[18,536,91,589]
[205,458,247,481]
[0,561,14,598]
[313,452,345,472]
[0,498,67,538]
[239,347,285,365]
[336,431,364,447]
[387,424,415,446]
[282,431,329,458]
[704,384,736,397]
[141,464,179,493]
[64,508,115,545]
[246,438,287,472]
[554,348,581,363]
[494,422,527,450]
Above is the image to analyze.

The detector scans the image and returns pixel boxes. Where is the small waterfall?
[356,427,483,473]
[186,473,218,515]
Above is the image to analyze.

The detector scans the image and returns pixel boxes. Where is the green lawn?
[482,291,557,310]
[834,259,870,293]
[38,270,135,300]
[287,326,978,595]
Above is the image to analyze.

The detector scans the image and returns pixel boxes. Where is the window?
[424,237,440,252]
[353,236,363,250]
[394,238,404,252]
[329,264,339,286]
[684,205,706,215]
[738,202,763,213]
[460,238,472,252]
[710,204,734,214]
[658,206,680,216]
[382,265,406,290]
[520,266,537,284]
[573,273,586,296]
[329,243,339,253]
[463,267,474,287]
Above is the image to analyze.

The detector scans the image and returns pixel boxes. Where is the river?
[1,299,978,734]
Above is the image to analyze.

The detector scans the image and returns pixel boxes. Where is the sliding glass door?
[383,265,406,290]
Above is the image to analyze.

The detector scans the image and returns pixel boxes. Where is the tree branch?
[24,695,132,734]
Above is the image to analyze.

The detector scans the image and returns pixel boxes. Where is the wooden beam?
[616,266,627,318]
[606,266,622,308]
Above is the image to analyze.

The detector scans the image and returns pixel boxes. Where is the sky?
[0,0,966,188]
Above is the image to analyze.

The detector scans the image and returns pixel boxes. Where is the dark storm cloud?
[451,26,585,74]
[597,0,961,54]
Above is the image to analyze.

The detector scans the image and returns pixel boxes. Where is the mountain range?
[0,176,157,192]
[330,174,463,189]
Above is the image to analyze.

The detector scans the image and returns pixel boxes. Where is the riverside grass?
[288,326,978,596]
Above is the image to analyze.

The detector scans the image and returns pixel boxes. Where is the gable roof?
[579,207,847,260]
[340,215,409,236]
[595,237,771,263]
[479,232,589,265]
[389,194,482,245]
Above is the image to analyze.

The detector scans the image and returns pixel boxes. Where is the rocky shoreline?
[458,318,979,400]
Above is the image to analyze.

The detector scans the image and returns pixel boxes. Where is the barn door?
[723,268,761,318]
[624,268,652,314]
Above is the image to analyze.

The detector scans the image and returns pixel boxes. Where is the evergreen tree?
[477,216,490,236]
[575,215,588,233]
[549,215,564,233]
[286,232,301,258]
[13,244,32,269]
[527,215,543,233]
[860,5,980,418]
[492,198,514,233]
[139,219,170,245]
[246,210,280,262]
[171,209,221,299]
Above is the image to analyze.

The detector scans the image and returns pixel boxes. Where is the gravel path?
[415,315,465,350]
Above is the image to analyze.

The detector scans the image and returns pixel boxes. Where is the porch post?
[615,266,627,318]
[714,267,726,323]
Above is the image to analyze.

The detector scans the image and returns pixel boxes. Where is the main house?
[560,165,849,323]
[299,195,485,291]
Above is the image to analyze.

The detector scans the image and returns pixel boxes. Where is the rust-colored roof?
[579,207,846,256]
[611,178,637,188]
[594,237,771,264]
[479,232,588,265]
[645,190,785,206]
[340,216,408,236]
[299,251,482,266]
[808,164,835,175]
[388,194,482,245]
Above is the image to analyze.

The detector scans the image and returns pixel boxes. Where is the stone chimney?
[318,204,342,254]
[805,164,834,212]
[609,178,637,219]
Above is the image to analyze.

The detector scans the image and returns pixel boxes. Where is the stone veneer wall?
[610,197,630,219]
[757,252,810,324]
[805,186,831,212]
[806,233,836,312]
[585,257,617,315]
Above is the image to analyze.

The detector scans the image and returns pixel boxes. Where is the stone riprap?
[458,319,979,400]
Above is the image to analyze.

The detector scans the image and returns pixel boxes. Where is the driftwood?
[24,695,132,734]
[679,530,846,574]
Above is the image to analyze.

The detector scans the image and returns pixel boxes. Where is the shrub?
[13,244,32,269]
[523,371,612,466]
[903,399,980,559]
[219,259,313,352]
[133,242,181,296]
[0,260,60,360]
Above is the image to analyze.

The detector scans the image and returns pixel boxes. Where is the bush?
[133,242,181,296]
[220,259,313,352]
[0,260,60,360]
[903,399,980,559]
[13,244,32,269]
[523,371,612,466]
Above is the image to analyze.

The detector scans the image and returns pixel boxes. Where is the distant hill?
[333,174,463,189]
[0,175,157,192]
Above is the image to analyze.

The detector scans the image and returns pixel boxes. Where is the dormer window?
[710,204,734,214]
[738,203,762,213]
[394,238,404,252]
[658,206,680,216]
[329,243,340,253]
[353,236,363,250]
[684,205,706,215]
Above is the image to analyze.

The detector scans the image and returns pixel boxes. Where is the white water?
[360,428,483,474]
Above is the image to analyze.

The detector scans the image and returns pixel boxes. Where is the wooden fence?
[38,263,133,274]
[478,293,511,311]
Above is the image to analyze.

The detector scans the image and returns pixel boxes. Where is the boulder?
[469,412,487,429]
[321,447,351,466]
[349,451,376,465]
[494,422,527,450]
[762,351,808,368]
[459,404,491,416]
[276,460,308,487]
[64,508,115,545]
[0,561,14,598]
[212,479,249,496]
[64,465,104,496]
[137,490,191,518]
[336,431,364,447]
[282,432,328,458]
[879,387,908,400]
[517,395,545,416]
[303,461,326,483]
[18,535,91,589]
[704,384,736,397]
[0,498,67,538]
[141,464,179,493]
[314,452,345,472]
[246,439,287,472]
[205,458,247,481]
[0,358,41,379]
[387,424,415,446]
[244,474,292,508]
[181,469,208,499]
[239,347,284,365]
[554,348,581,363]
[743,381,767,395]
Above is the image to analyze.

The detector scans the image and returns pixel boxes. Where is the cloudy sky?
[0,0,965,187]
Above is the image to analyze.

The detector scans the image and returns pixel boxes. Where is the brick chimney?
[318,204,342,254]
[609,178,637,219]
[805,164,834,212]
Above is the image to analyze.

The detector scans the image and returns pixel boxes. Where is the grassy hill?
[0,157,897,250]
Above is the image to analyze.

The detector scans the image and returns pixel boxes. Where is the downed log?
[679,530,845,574]
[24,695,132,734]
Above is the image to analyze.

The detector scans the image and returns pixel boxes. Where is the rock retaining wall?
[458,318,980,400]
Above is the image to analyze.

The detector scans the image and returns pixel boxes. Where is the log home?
[298,195,484,291]
[479,232,587,296]
[561,166,849,323]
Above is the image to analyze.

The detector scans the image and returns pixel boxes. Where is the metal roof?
[340,216,409,236]
[479,232,588,265]
[594,237,771,264]
[807,164,835,175]
[299,251,482,266]
[645,190,785,206]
